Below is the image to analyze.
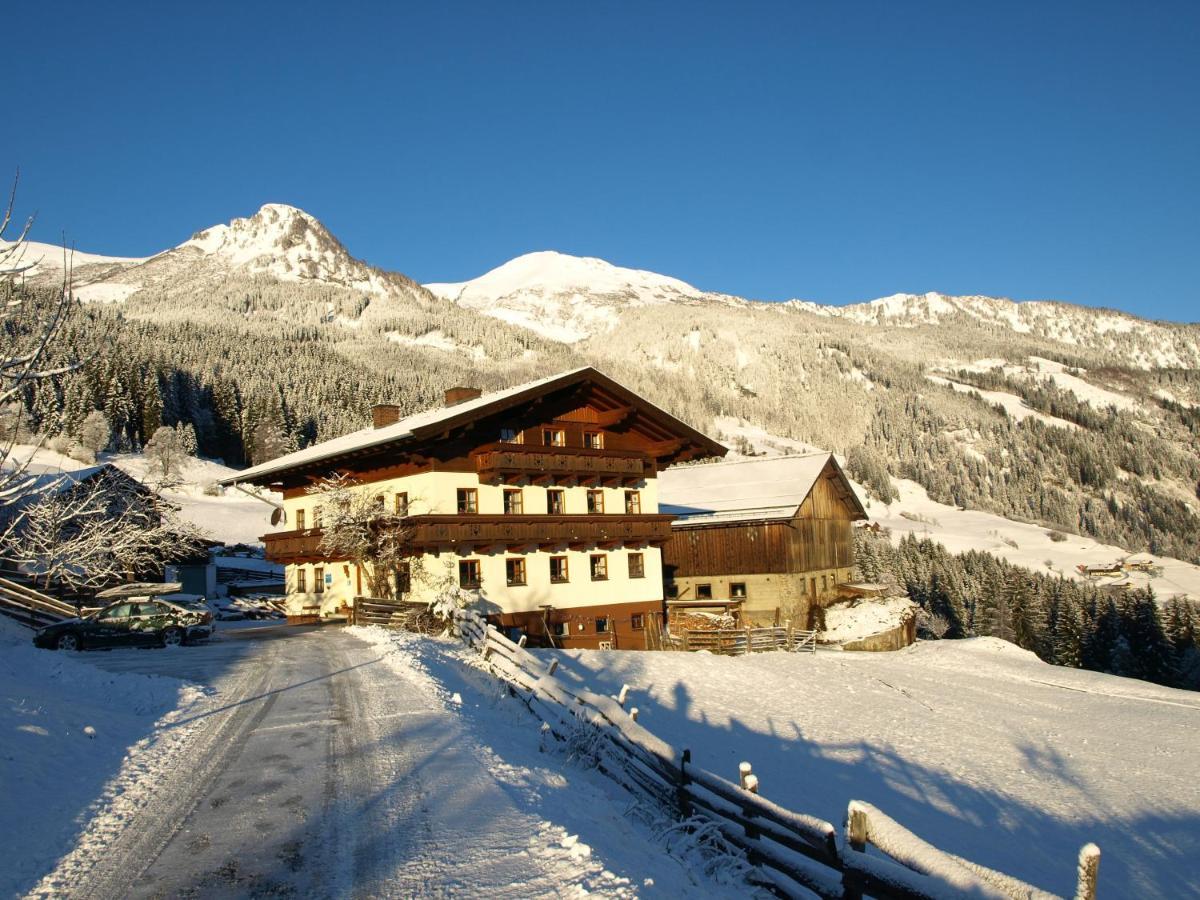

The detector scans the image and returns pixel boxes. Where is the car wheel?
[161,627,185,648]
[57,633,81,652]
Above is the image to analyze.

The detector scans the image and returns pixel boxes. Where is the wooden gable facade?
[662,455,868,628]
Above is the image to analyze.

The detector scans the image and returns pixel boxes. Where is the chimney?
[444,386,482,407]
[372,403,402,429]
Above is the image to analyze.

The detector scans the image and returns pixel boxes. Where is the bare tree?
[10,472,205,593]
[0,172,89,528]
[77,409,112,457]
[303,472,422,599]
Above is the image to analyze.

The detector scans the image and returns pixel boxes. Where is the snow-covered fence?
[451,609,1101,900]
[674,625,817,655]
[0,575,76,627]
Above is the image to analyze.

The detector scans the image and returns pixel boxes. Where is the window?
[500,427,523,444]
[297,569,307,593]
[696,583,713,600]
[457,488,478,514]
[583,431,604,449]
[665,583,679,599]
[506,557,527,586]
[624,490,641,514]
[314,566,325,594]
[587,490,605,514]
[596,616,609,634]
[730,582,747,599]
[374,494,385,510]
[312,506,322,529]
[547,489,565,515]
[553,620,569,637]
[503,488,524,515]
[99,603,133,620]
[821,575,828,592]
[590,554,608,581]
[459,559,481,589]
[295,508,306,531]
[395,492,408,516]
[631,613,644,630]
[628,553,645,579]
[550,556,569,583]
[542,428,565,447]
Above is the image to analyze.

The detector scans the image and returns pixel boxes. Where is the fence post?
[1074,843,1101,900]
[629,707,639,722]
[617,684,630,708]
[547,658,559,676]
[677,749,692,818]
[739,762,760,840]
[842,801,869,900]
[518,634,527,648]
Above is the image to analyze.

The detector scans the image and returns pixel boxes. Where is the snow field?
[542,638,1200,898]
[0,617,208,897]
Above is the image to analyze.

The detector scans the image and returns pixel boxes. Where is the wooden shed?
[659,453,868,628]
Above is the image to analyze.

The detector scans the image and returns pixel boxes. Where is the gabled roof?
[659,452,868,526]
[219,366,726,487]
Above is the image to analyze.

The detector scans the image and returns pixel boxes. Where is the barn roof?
[659,452,868,526]
[219,366,726,487]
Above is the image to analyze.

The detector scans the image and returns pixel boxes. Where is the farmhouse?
[219,367,725,647]
[659,453,867,628]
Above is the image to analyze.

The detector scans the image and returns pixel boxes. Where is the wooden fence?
[0,575,77,627]
[451,609,1100,900]
[673,625,817,655]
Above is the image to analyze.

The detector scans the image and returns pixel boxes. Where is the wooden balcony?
[474,446,646,485]
[262,513,673,563]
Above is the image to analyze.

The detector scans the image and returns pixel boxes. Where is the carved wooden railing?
[474,447,645,484]
[263,513,674,562]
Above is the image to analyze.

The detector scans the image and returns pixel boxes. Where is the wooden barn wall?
[663,471,858,578]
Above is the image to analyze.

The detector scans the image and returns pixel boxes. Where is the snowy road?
[33,626,709,898]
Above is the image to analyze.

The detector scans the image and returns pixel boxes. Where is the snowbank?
[0,618,205,896]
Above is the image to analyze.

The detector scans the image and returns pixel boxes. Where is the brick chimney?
[444,386,482,407]
[372,403,402,429]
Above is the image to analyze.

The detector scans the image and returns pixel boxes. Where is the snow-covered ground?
[0,617,208,897]
[7,444,275,545]
[545,638,1200,898]
[866,478,1200,600]
[822,597,914,643]
[10,624,736,898]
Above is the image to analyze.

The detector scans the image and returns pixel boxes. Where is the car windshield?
[168,598,207,611]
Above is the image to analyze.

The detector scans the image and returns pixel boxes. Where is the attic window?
[542,428,566,447]
[500,427,523,444]
[696,583,713,600]
[583,431,604,449]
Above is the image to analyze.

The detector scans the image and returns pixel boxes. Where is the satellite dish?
[271,508,284,526]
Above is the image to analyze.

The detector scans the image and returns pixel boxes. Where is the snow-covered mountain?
[23,204,428,310]
[427,250,745,343]
[785,292,1199,369]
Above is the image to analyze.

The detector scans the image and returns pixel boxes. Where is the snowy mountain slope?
[427,250,747,343]
[786,292,1200,369]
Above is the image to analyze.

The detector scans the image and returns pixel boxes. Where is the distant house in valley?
[218,367,726,647]
[659,453,868,628]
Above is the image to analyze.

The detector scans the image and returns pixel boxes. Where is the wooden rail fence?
[450,608,1100,900]
[0,575,77,627]
[673,625,817,655]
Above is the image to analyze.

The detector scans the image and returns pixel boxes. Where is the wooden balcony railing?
[474,447,645,485]
[262,513,673,563]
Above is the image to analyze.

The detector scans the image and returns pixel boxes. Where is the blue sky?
[6,2,1198,320]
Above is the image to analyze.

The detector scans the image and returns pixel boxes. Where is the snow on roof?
[659,453,840,525]
[217,366,597,485]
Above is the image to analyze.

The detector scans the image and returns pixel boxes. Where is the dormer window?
[542,428,566,447]
[583,431,604,450]
[500,427,523,444]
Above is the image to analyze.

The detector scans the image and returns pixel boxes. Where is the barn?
[659,453,868,628]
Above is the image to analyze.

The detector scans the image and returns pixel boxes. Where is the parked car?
[33,598,214,651]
